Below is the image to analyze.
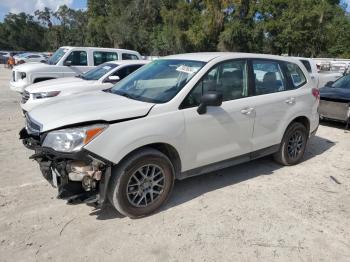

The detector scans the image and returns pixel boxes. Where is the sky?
[0,0,87,21]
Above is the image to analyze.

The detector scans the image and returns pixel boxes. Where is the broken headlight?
[42,124,107,152]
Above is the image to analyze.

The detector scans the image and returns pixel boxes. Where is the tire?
[108,148,175,218]
[273,122,308,166]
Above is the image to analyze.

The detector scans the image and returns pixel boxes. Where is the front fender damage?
[20,128,112,205]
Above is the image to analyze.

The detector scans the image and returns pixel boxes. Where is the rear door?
[181,59,255,171]
[251,59,309,151]
[250,59,293,151]
[93,51,118,66]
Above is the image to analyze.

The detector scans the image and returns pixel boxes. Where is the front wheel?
[108,148,175,218]
[274,122,308,166]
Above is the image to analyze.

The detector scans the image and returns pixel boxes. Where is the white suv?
[20,53,319,218]
[10,46,141,93]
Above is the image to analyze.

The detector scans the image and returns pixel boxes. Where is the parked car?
[330,61,348,73]
[20,53,319,218]
[14,53,47,64]
[0,51,10,64]
[21,60,149,112]
[0,51,25,64]
[293,57,343,89]
[319,75,350,125]
[10,46,142,93]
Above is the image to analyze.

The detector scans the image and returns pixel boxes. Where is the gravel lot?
[0,68,349,262]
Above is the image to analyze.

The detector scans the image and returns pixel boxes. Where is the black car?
[319,75,350,127]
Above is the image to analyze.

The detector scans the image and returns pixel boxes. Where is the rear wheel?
[108,148,175,218]
[274,122,308,166]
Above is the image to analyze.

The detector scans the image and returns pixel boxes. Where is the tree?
[86,0,113,47]
[0,12,47,51]
[35,5,88,50]
[218,0,263,52]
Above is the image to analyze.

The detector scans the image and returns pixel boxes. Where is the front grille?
[25,114,41,135]
[21,91,30,104]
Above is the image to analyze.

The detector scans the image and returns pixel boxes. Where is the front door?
[180,59,255,171]
[64,50,93,77]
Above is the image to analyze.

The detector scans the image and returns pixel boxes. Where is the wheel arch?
[289,115,310,134]
[116,142,182,178]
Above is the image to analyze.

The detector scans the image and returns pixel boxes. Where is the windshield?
[81,63,118,80]
[332,75,350,89]
[111,59,206,103]
[47,48,68,65]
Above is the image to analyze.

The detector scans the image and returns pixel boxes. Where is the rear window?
[300,60,312,73]
[286,63,307,88]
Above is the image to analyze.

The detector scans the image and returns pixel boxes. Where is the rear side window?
[65,51,87,66]
[122,53,139,60]
[285,63,307,89]
[252,60,286,95]
[300,60,312,73]
[93,51,118,66]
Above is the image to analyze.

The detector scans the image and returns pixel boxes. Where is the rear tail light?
[312,88,320,100]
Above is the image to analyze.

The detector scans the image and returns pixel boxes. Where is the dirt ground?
[0,68,349,262]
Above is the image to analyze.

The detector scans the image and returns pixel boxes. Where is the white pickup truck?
[296,57,343,88]
[10,46,141,93]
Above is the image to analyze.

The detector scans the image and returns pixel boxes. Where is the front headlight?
[42,124,107,152]
[32,91,60,100]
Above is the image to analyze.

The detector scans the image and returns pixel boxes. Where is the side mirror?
[106,75,120,83]
[64,60,72,66]
[325,81,334,87]
[197,91,223,115]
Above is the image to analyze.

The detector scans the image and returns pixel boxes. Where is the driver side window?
[181,60,248,109]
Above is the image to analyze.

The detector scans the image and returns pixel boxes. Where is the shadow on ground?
[90,135,335,220]
[320,119,349,131]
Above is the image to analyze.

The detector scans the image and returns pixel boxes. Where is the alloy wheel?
[126,164,165,207]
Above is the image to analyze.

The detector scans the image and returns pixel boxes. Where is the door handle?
[285,97,296,105]
[241,107,255,115]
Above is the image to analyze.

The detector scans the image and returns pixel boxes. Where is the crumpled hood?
[25,77,93,93]
[28,91,155,132]
[14,63,53,73]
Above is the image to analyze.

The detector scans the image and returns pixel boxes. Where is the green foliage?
[0,13,47,51]
[0,0,350,58]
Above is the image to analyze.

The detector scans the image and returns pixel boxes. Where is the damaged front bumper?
[19,128,112,205]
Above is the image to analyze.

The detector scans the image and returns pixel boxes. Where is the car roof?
[104,60,150,66]
[163,52,303,63]
[60,46,140,54]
